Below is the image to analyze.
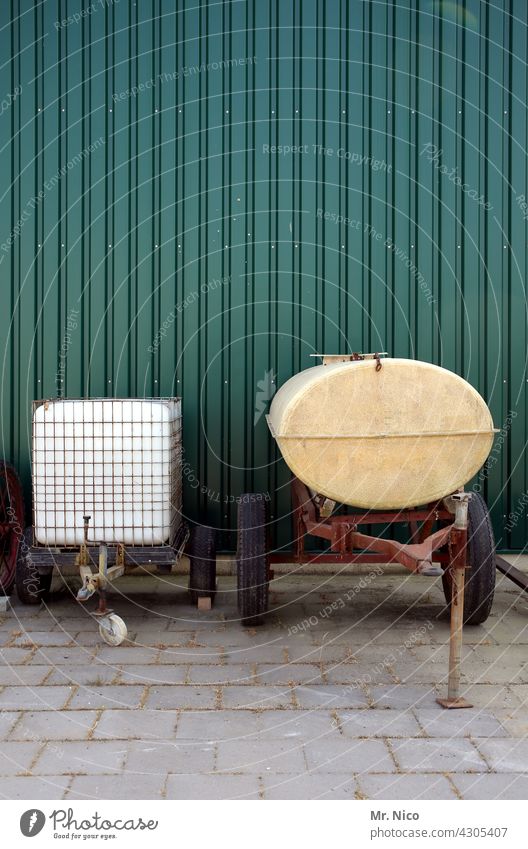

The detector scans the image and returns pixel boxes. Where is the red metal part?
[284,477,474,708]
[437,696,473,709]
[284,477,474,709]
[269,551,451,565]
[286,477,452,573]
[96,588,109,615]
[0,462,25,593]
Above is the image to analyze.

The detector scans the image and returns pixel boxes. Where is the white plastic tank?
[32,398,182,546]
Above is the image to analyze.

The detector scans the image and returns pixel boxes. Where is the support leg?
[437,494,473,710]
[437,566,472,708]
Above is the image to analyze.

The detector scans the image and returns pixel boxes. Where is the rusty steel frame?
[27,521,189,573]
[273,478,472,709]
[495,554,528,594]
[269,478,454,572]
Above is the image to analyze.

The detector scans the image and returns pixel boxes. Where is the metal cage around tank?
[8,398,218,646]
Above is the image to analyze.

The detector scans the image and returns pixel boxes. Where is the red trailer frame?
[268,477,474,709]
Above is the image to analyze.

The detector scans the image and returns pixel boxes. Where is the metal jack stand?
[76,518,127,645]
[437,492,473,709]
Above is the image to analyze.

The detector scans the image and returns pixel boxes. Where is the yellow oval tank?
[268,358,495,509]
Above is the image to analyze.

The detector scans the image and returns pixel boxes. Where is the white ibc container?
[32,398,182,546]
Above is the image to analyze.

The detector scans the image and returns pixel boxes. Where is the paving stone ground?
[0,564,527,800]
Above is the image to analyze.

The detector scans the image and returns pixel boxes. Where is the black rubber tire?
[188,525,217,604]
[236,494,270,626]
[442,493,496,625]
[16,528,52,605]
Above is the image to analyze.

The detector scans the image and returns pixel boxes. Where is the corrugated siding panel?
[0,0,526,550]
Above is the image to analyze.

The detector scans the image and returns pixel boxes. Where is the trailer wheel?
[16,528,52,605]
[442,493,496,625]
[99,613,128,646]
[0,462,25,595]
[237,494,270,626]
[188,525,217,605]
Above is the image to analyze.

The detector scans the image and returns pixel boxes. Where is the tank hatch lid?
[310,352,388,366]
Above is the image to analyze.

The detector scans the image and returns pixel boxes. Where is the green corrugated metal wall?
[0,0,527,550]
